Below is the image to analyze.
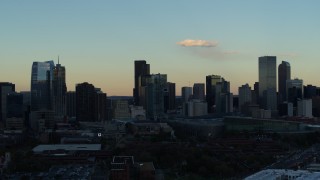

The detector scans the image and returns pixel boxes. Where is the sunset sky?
[1,1,320,95]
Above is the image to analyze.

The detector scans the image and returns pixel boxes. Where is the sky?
[0,1,320,96]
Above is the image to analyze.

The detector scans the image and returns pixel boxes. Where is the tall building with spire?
[53,57,67,120]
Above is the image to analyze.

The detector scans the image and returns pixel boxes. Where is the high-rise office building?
[76,83,107,122]
[6,92,24,130]
[76,82,96,122]
[215,80,233,113]
[0,82,15,123]
[94,88,107,122]
[238,84,252,113]
[278,61,291,102]
[206,75,224,113]
[164,82,176,112]
[286,78,303,107]
[66,91,76,118]
[53,60,67,120]
[258,56,277,111]
[30,61,55,111]
[143,74,167,120]
[193,83,205,101]
[133,60,150,106]
[181,87,192,103]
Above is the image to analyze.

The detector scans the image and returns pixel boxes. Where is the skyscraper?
[193,83,205,101]
[238,84,252,113]
[164,82,176,112]
[30,61,55,111]
[133,60,150,106]
[278,61,291,102]
[287,78,303,107]
[215,80,233,113]
[0,82,15,123]
[181,87,192,103]
[76,82,96,122]
[206,75,224,113]
[144,74,167,120]
[66,91,76,118]
[53,60,67,120]
[258,56,277,111]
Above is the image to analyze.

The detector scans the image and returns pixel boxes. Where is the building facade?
[258,56,277,111]
[278,61,291,102]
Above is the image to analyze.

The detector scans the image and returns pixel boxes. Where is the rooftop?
[245,169,320,180]
[33,144,101,153]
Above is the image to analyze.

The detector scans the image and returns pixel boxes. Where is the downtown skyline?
[1,1,320,95]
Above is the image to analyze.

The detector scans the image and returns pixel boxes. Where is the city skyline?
[1,1,320,95]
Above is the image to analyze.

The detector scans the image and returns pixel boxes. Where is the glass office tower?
[30,61,55,111]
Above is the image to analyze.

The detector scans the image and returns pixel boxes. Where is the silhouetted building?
[53,60,67,120]
[206,75,224,113]
[181,87,192,103]
[304,85,317,99]
[0,82,15,123]
[6,92,24,130]
[278,102,293,117]
[143,74,167,120]
[76,83,96,122]
[94,89,107,122]
[193,83,205,101]
[278,61,291,102]
[253,82,259,104]
[66,91,76,118]
[239,84,252,113]
[133,60,150,106]
[259,56,277,111]
[30,61,55,111]
[215,80,233,113]
[164,82,175,112]
[287,78,303,107]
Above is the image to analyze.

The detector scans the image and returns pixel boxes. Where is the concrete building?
[187,100,208,117]
[298,99,312,118]
[130,106,146,120]
[113,100,131,119]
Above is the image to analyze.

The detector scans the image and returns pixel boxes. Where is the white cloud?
[177,39,218,47]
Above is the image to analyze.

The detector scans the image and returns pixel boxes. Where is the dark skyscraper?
[193,83,205,101]
[259,56,277,111]
[53,60,67,120]
[6,92,23,118]
[66,91,76,118]
[133,60,150,106]
[206,75,224,113]
[0,82,15,123]
[30,61,55,111]
[76,83,107,122]
[76,82,95,122]
[164,82,176,112]
[278,61,291,102]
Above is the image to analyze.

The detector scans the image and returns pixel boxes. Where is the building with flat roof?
[245,169,320,180]
[32,144,101,154]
